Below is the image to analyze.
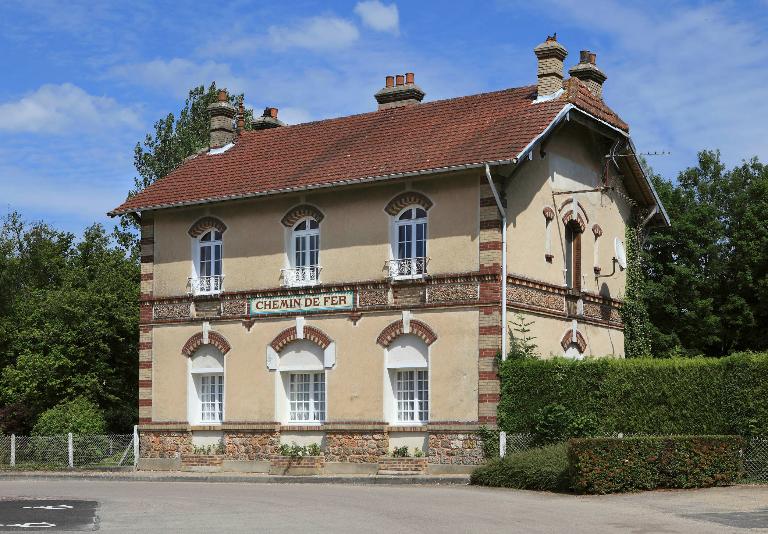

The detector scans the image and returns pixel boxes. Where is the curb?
[0,472,470,486]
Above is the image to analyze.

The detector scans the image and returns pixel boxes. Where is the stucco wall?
[151,172,480,298]
[150,308,479,423]
[505,122,631,300]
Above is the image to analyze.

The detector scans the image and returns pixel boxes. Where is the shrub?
[32,398,106,436]
[497,352,768,437]
[532,404,597,445]
[471,443,569,491]
[391,446,410,458]
[278,442,322,458]
[568,436,744,494]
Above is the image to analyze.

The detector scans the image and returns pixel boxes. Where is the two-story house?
[111,36,668,472]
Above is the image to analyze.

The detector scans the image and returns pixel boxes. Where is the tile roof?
[110,80,629,215]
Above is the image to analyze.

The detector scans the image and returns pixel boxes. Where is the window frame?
[287,371,326,424]
[564,222,582,292]
[191,229,224,295]
[389,205,428,279]
[393,368,429,424]
[198,373,225,423]
[187,349,225,426]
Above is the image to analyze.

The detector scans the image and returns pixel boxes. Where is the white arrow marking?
[22,504,73,510]
[5,522,56,528]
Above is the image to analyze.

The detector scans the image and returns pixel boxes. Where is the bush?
[568,436,744,494]
[532,404,597,445]
[497,352,768,437]
[391,446,410,458]
[471,443,569,491]
[277,442,322,458]
[32,398,106,436]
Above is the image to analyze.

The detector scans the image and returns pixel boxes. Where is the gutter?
[484,163,508,359]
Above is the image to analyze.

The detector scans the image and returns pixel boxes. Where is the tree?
[0,214,138,432]
[116,83,254,250]
[641,151,768,356]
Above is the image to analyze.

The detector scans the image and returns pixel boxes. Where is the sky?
[1,0,766,234]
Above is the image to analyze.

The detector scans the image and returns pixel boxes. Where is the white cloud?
[354,1,399,34]
[0,83,141,134]
[109,58,246,97]
[267,16,359,50]
[533,0,768,177]
[277,107,313,125]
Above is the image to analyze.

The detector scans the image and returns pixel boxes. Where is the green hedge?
[470,443,569,491]
[568,436,744,494]
[498,352,768,436]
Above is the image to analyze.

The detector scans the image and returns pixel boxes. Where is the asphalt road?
[0,480,766,533]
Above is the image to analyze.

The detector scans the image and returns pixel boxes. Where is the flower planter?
[269,455,326,475]
[377,457,428,475]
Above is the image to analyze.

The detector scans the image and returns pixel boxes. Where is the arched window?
[384,334,429,424]
[286,218,320,287]
[192,229,223,295]
[564,221,582,292]
[188,345,225,424]
[390,207,427,278]
[277,340,326,423]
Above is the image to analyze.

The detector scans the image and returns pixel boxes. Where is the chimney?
[569,50,607,98]
[207,89,236,148]
[374,72,425,110]
[534,34,568,97]
[252,107,285,130]
[236,98,246,135]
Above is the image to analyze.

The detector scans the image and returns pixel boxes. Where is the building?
[110,36,669,471]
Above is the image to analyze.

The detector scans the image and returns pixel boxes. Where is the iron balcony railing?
[188,275,225,296]
[281,266,322,288]
[387,257,428,279]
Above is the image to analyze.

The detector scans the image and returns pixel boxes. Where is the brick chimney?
[207,89,236,148]
[569,50,607,98]
[534,34,568,97]
[374,72,425,110]
[252,107,285,130]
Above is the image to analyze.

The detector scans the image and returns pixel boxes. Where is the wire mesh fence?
[0,433,136,470]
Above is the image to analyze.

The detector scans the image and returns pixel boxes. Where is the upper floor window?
[286,218,320,287]
[564,221,582,292]
[390,207,427,278]
[190,229,224,295]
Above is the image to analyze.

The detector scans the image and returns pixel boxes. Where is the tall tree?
[642,151,768,356]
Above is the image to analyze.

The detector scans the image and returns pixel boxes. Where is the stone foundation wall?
[224,431,280,460]
[325,431,389,463]
[140,431,192,459]
[428,432,484,465]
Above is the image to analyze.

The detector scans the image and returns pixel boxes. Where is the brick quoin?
[138,361,153,369]
[138,399,152,407]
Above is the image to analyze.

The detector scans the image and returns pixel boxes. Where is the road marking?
[22,504,73,510]
[0,523,56,528]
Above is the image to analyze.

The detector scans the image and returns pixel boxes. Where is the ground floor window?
[199,374,224,423]
[288,372,325,422]
[395,369,428,423]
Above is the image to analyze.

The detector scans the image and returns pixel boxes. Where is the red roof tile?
[111,82,629,215]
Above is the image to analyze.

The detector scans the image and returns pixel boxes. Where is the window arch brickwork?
[384,191,433,216]
[560,329,587,353]
[376,319,437,347]
[181,331,231,356]
[270,325,332,352]
[281,204,325,227]
[188,216,227,238]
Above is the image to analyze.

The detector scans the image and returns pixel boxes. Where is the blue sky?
[1,0,766,234]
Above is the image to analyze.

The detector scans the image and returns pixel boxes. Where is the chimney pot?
[374,71,425,110]
[263,107,279,119]
[569,49,607,98]
[252,106,285,130]
[217,89,228,102]
[579,50,590,63]
[588,52,597,64]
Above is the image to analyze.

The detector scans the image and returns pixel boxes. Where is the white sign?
[249,291,353,316]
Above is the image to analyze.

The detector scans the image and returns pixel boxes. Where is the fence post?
[499,431,507,458]
[10,434,15,467]
[133,425,139,469]
[67,433,73,468]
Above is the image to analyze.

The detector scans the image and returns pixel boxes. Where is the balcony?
[387,257,428,280]
[281,266,321,288]
[188,275,225,296]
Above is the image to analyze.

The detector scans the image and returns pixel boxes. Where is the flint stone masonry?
[140,431,192,459]
[428,432,484,465]
[224,431,280,460]
[325,431,389,463]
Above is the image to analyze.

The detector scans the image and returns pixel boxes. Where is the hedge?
[470,443,569,491]
[568,436,744,494]
[497,352,768,437]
